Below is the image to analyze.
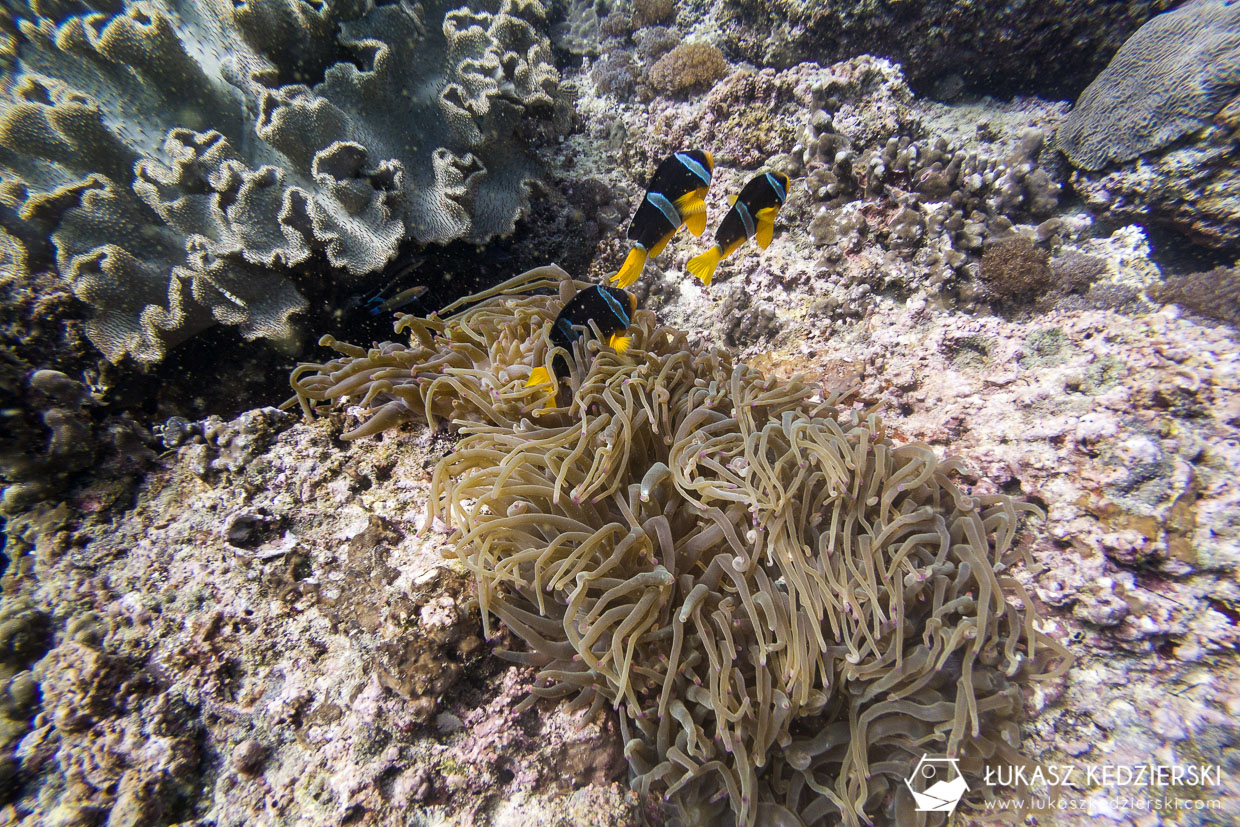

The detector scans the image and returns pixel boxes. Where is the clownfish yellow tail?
[608,332,634,354]
[686,246,722,287]
[609,245,648,289]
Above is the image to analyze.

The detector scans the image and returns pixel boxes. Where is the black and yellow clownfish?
[610,150,715,289]
[686,170,790,287]
[526,284,638,406]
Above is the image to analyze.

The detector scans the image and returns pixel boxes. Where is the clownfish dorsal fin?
[727,194,738,205]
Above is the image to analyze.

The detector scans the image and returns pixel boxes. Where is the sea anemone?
[290,265,1071,825]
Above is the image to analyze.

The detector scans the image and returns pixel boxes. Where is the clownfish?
[526,284,638,407]
[685,171,790,287]
[610,150,715,289]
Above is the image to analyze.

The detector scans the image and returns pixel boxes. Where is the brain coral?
[291,266,1072,825]
[0,0,563,363]
[1056,0,1240,171]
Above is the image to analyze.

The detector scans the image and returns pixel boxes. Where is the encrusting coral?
[1049,0,1240,250]
[291,265,1072,825]
[648,42,728,97]
[1,0,565,363]
[1055,0,1240,172]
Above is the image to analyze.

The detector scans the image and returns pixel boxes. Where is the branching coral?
[794,59,1067,300]
[291,265,1072,825]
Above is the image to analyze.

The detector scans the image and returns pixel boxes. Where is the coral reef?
[714,0,1167,99]
[590,51,640,97]
[1065,120,1240,250]
[1153,265,1240,328]
[1055,0,1240,171]
[291,266,1069,824]
[1052,0,1240,250]
[1,395,645,825]
[176,406,292,479]
[3,246,1237,823]
[0,367,154,515]
[1,0,566,362]
[551,0,606,56]
[0,598,51,782]
[978,235,1053,305]
[718,280,783,346]
[787,57,1071,305]
[3,2,1239,819]
[631,0,674,27]
[647,41,728,97]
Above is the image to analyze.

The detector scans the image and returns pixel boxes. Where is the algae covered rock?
[1065,119,1240,251]
[719,0,1167,99]
[0,0,565,363]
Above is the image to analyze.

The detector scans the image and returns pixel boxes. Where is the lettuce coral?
[0,0,564,363]
[291,265,1072,825]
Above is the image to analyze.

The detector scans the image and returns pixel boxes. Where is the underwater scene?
[0,0,1238,824]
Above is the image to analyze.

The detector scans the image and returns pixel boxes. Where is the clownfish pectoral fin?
[610,245,649,289]
[525,366,557,411]
[608,332,634,354]
[673,191,708,236]
[686,246,723,287]
[727,194,738,205]
[526,366,552,388]
[683,209,707,237]
[754,207,779,249]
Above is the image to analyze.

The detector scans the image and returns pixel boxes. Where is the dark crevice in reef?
[129,330,297,423]
[308,237,544,349]
[104,233,555,425]
[1142,223,1238,279]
